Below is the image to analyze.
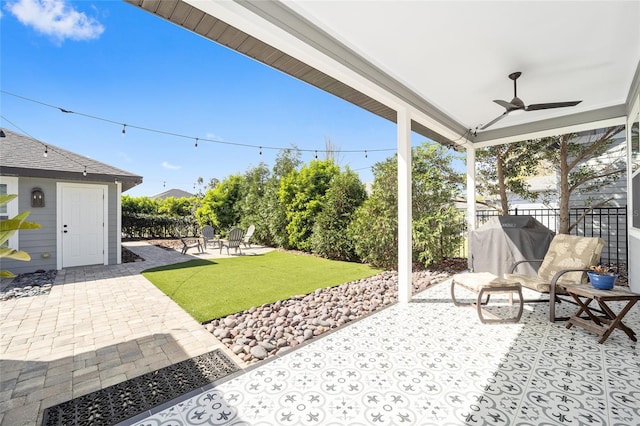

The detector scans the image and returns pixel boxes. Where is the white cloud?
[162,161,181,170]
[205,132,223,141]
[6,0,104,42]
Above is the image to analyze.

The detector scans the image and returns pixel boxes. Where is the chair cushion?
[537,234,605,285]
[505,273,551,293]
[453,272,520,292]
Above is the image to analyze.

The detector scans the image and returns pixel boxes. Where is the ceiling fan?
[480,71,582,130]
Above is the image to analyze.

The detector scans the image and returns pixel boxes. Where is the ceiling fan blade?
[526,101,582,111]
[480,112,509,130]
[493,99,518,110]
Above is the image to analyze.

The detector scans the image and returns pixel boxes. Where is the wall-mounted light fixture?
[31,188,44,208]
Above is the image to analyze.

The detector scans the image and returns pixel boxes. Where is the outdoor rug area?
[41,349,239,426]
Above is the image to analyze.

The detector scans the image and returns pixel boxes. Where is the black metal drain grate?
[42,349,239,426]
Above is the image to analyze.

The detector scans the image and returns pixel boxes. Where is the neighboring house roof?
[151,188,194,199]
[0,129,142,191]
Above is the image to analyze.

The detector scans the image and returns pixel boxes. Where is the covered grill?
[469,216,555,277]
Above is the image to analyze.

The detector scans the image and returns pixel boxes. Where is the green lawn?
[142,251,382,323]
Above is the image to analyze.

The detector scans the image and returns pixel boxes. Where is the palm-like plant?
[0,194,41,277]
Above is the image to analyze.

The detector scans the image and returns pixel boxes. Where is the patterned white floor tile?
[133,280,640,425]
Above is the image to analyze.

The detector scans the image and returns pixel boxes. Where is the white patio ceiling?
[127,0,640,148]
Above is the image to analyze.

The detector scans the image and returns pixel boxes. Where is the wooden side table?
[564,284,640,344]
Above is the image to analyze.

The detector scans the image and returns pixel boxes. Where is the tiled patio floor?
[130,281,640,425]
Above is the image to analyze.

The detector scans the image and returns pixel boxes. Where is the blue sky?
[1,0,437,197]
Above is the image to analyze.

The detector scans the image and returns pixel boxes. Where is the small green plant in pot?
[587,265,617,290]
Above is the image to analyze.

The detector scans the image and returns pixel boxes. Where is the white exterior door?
[58,183,107,268]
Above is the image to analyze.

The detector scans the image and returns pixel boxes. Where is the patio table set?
[180,224,255,256]
[451,233,640,344]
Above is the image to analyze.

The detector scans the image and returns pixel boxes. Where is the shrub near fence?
[122,213,199,239]
[474,207,628,264]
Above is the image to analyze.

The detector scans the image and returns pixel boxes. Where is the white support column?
[397,107,412,303]
[466,145,476,271]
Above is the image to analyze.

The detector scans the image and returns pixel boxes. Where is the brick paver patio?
[0,242,244,426]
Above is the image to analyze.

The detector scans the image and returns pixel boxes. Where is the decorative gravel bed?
[0,269,57,300]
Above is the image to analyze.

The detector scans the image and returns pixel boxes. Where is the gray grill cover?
[470,216,554,277]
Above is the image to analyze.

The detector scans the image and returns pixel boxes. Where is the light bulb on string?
[163,181,166,188]
[195,138,199,148]
[315,150,318,159]
[83,166,87,177]
[365,150,368,159]
[44,146,48,157]
[122,124,127,134]
[259,146,262,156]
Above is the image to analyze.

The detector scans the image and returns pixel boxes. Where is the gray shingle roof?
[151,188,194,199]
[0,129,142,191]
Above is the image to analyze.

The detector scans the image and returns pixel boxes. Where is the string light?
[163,181,166,188]
[195,138,198,148]
[365,150,368,159]
[1,91,398,156]
[83,166,87,177]
[259,146,262,156]
[315,150,318,159]
[44,145,48,157]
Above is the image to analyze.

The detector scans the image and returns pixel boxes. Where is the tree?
[121,195,160,215]
[0,194,41,277]
[310,168,366,261]
[263,148,302,248]
[158,196,195,217]
[349,143,464,269]
[237,162,271,244]
[324,137,343,165]
[537,125,626,234]
[411,143,465,266]
[475,140,548,215]
[279,159,340,251]
[196,174,244,231]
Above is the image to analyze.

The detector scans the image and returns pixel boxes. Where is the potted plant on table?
[587,265,617,290]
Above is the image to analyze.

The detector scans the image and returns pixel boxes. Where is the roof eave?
[0,166,143,191]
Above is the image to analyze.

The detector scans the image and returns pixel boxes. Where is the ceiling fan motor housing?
[510,97,525,109]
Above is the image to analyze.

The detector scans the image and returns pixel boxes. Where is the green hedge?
[122,213,199,239]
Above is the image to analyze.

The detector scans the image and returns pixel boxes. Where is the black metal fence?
[474,207,628,265]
